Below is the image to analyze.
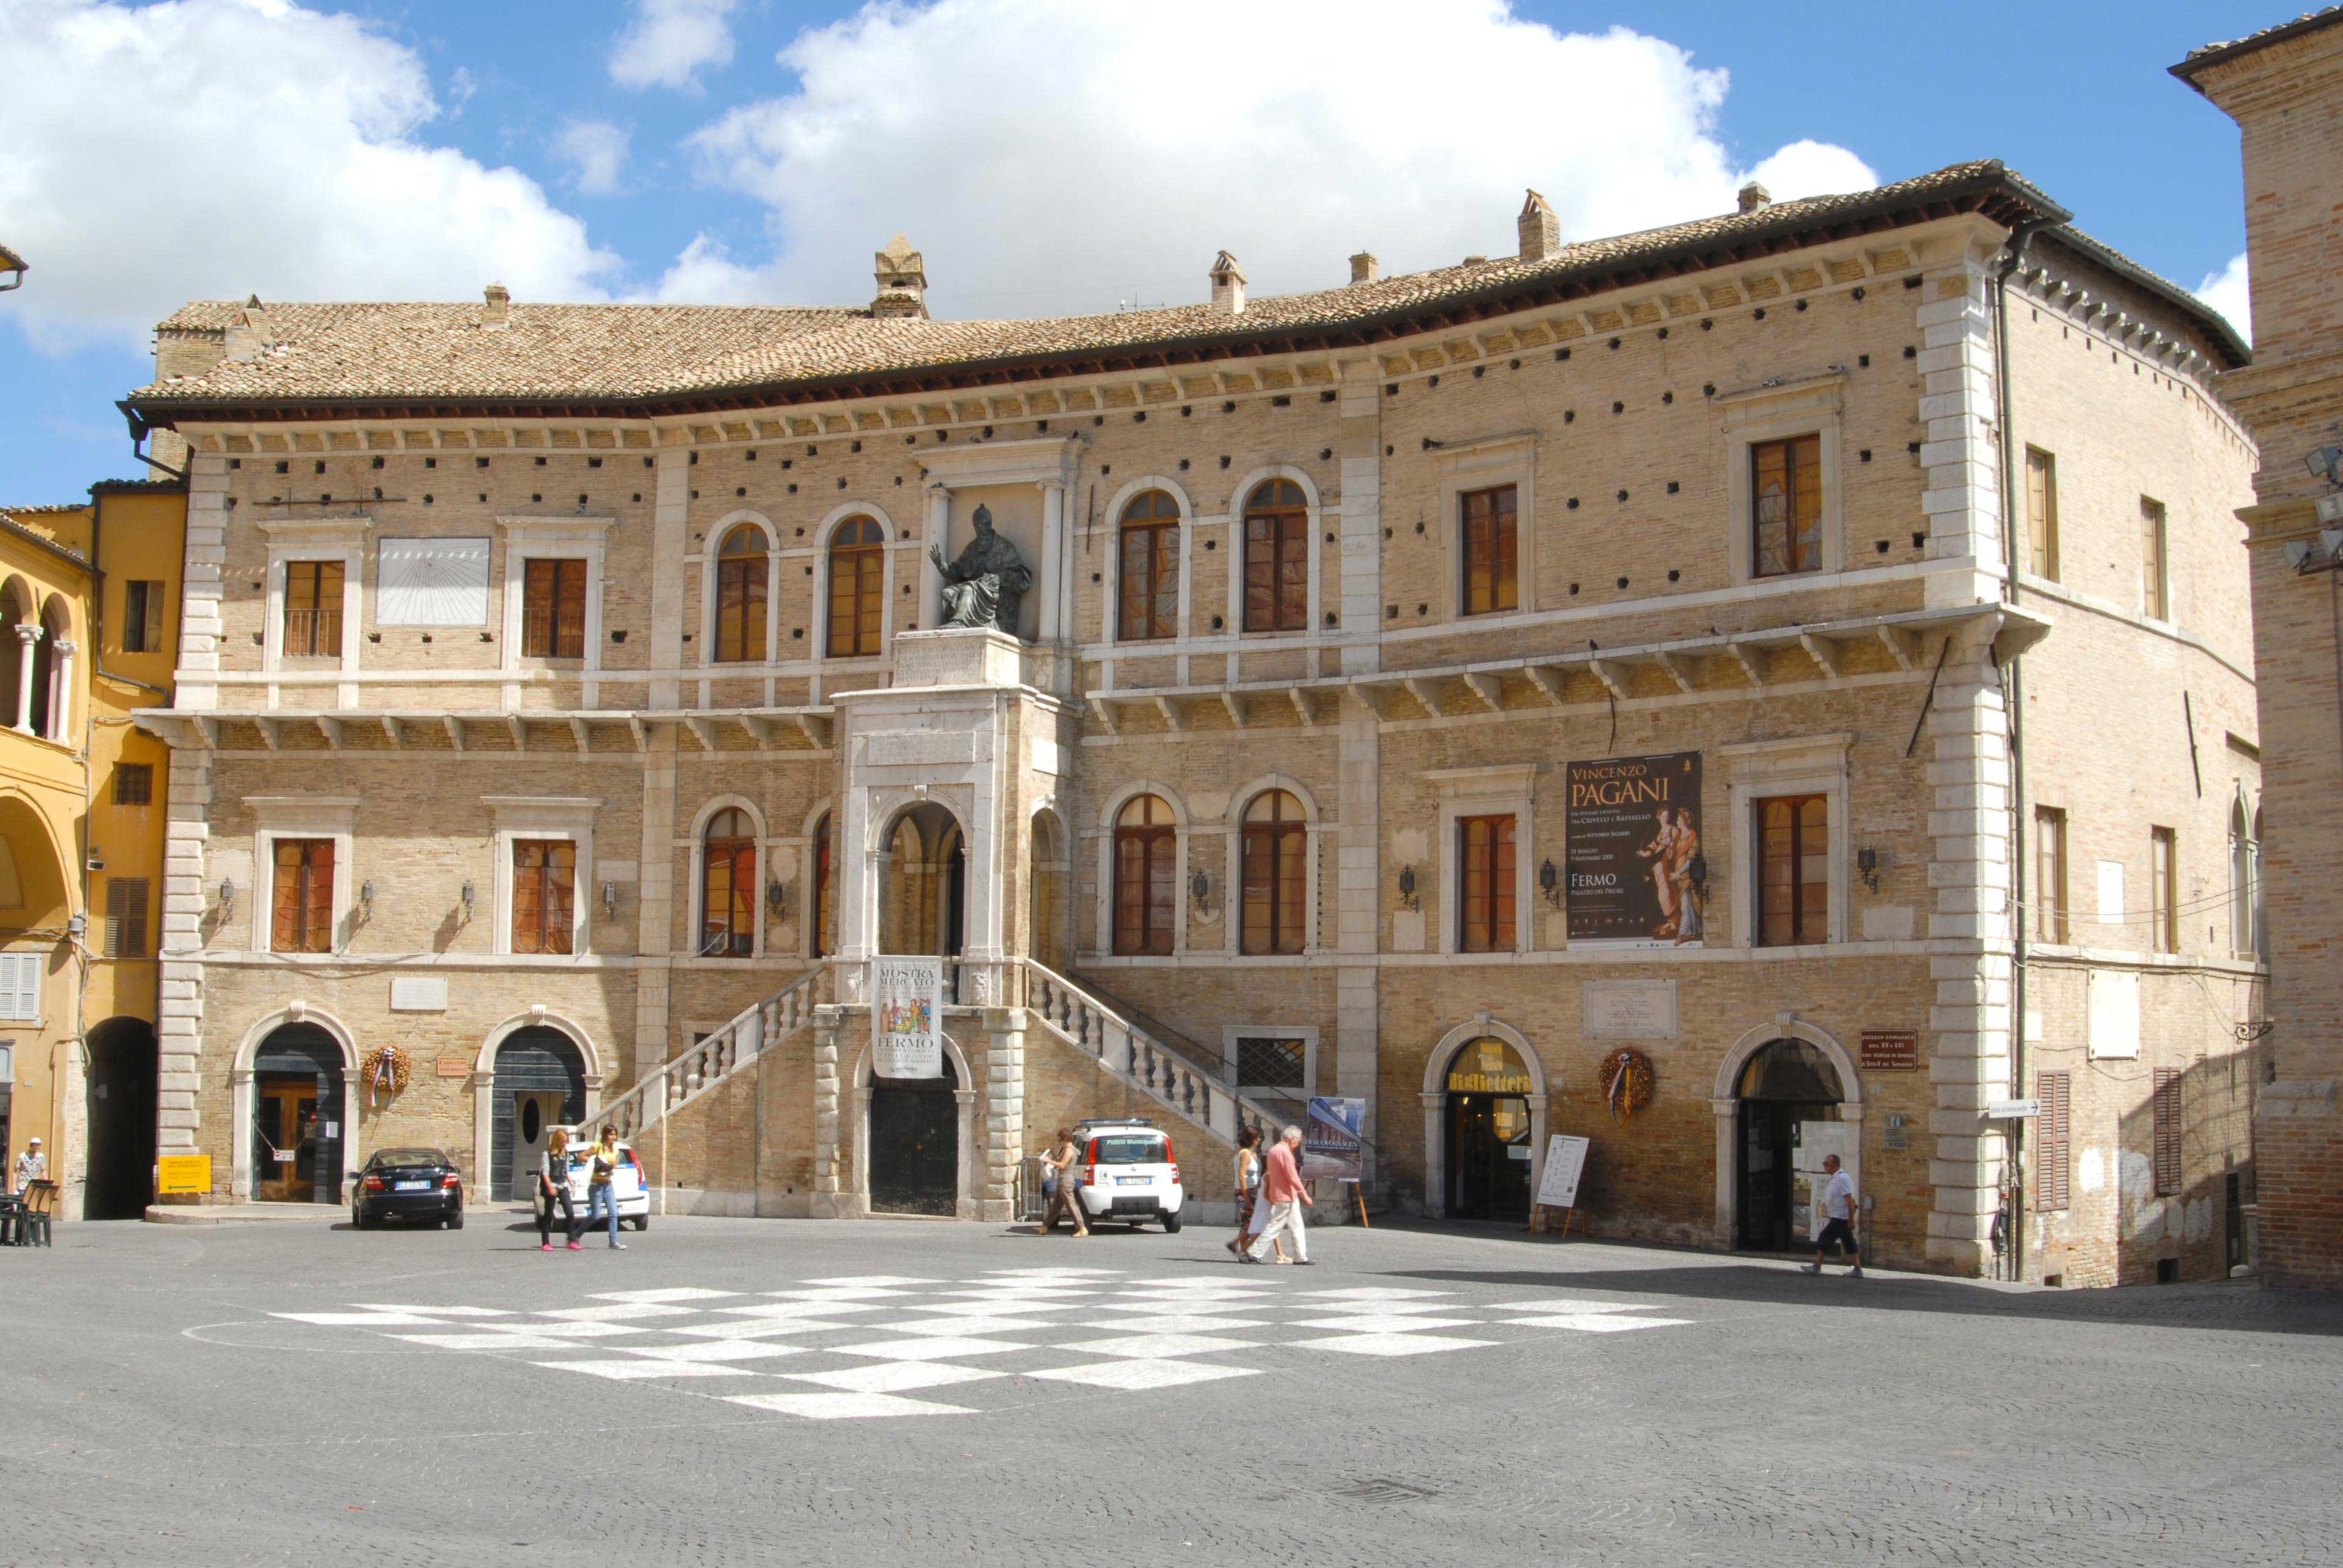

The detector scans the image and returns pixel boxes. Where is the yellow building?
[0,481,185,1220]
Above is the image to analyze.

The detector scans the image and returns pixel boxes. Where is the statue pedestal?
[890,626,1026,690]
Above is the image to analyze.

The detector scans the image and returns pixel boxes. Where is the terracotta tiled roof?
[2174,7,2343,79]
[124,160,2235,416]
[0,242,24,276]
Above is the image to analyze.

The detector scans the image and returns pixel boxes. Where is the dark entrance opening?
[491,1028,586,1201]
[1735,1038,1844,1251]
[1443,1037,1533,1222]
[869,1053,958,1217]
[880,802,966,1000]
[84,1017,158,1219]
[252,1023,346,1203]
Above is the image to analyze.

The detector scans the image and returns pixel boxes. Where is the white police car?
[1070,1118,1185,1232]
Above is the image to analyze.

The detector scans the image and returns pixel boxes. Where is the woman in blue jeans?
[584,1125,626,1250]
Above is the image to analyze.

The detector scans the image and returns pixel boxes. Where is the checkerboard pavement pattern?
[272,1266,1691,1420]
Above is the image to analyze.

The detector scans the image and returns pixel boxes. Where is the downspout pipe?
[1994,216,2052,1283]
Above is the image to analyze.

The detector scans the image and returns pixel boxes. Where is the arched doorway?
[83,1017,157,1219]
[879,801,965,992]
[251,1023,346,1203]
[1029,807,1069,971]
[1441,1036,1536,1221]
[490,1027,586,1201]
[868,1051,959,1216]
[1733,1038,1845,1251]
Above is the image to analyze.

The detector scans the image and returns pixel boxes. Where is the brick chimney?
[871,234,928,318]
[1737,181,1772,214]
[223,293,268,362]
[482,282,510,329]
[1349,251,1380,285]
[1517,189,1561,261]
[1210,250,1247,316]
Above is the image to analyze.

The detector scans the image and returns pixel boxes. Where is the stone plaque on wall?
[390,977,449,1012]
[1582,979,1677,1039]
[1860,1030,1918,1069]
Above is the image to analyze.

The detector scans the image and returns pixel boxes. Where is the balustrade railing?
[587,964,828,1140]
[1018,957,1284,1147]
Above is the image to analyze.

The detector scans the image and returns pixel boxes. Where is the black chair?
[18,1181,56,1247]
[0,1192,21,1246]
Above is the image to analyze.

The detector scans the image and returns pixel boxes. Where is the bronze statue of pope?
[928,504,1032,637]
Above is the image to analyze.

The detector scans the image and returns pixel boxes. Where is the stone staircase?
[588,965,828,1140]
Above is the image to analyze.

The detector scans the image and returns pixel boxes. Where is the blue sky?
[0,0,2273,504]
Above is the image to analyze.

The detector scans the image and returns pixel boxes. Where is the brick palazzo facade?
[124,161,2261,1282]
[2176,7,2343,1288]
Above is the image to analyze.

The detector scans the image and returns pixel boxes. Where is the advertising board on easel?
[1530,1133,1590,1235]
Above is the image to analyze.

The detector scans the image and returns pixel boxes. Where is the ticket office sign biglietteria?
[1565,752,1705,949]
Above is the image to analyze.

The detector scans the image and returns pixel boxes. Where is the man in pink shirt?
[1243,1125,1314,1265]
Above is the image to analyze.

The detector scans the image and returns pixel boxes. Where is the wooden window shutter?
[2035,1070,2071,1212]
[2152,1068,2183,1197]
[105,877,150,959]
[271,841,303,952]
[142,580,166,651]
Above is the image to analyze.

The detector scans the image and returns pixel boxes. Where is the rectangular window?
[2140,497,2169,620]
[811,818,833,960]
[1459,484,1519,615]
[104,877,149,959]
[523,558,588,659]
[2025,447,2059,580]
[1240,813,1307,956]
[1242,511,1308,632]
[123,579,167,654]
[269,838,335,954]
[511,840,577,955]
[1751,434,1823,578]
[1118,520,1179,641]
[1456,814,1516,953]
[282,559,344,658]
[1111,824,1177,956]
[0,952,41,1021]
[112,763,153,807]
[1756,794,1829,947]
[1234,1037,1307,1091]
[2036,1071,2071,1212]
[2153,1067,2182,1197]
[2150,826,2177,955]
[2035,807,2068,944]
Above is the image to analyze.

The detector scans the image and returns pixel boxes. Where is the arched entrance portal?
[1442,1037,1536,1221]
[491,1027,586,1201]
[880,800,966,994]
[1029,808,1069,971]
[83,1017,157,1219]
[868,1052,960,1216]
[1733,1038,1845,1251]
[252,1023,346,1203]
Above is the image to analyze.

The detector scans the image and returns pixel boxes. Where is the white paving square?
[783,1362,1005,1394]
[1027,1359,1262,1390]
[1505,1313,1693,1332]
[725,1391,972,1419]
[715,1301,884,1320]
[800,1275,947,1288]
[1289,1314,1483,1334]
[669,1318,859,1341]
[500,1321,647,1340]
[762,1287,916,1302]
[1297,1288,1457,1302]
[618,1340,810,1363]
[1070,1332,1254,1359]
[868,1315,1063,1337]
[591,1288,742,1304]
[276,1311,450,1327]
[390,1332,581,1351]
[829,1336,1031,1362]
[540,1302,697,1323]
[1292,1332,1494,1356]
[899,1299,1080,1319]
[1484,1299,1651,1315]
[1089,1313,1270,1334]
[531,1358,756,1380]
[353,1304,513,1318]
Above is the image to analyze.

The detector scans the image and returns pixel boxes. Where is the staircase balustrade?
[586,965,828,1140]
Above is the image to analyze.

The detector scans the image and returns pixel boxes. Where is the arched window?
[2253,807,2267,959]
[712,525,768,663]
[1240,789,1307,955]
[1118,489,1180,641]
[1112,795,1177,955]
[2230,799,2258,957]
[811,813,833,958]
[699,807,756,957]
[827,517,884,657]
[1242,479,1308,632]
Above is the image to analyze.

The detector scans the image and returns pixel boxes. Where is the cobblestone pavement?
[10,1213,2342,1567]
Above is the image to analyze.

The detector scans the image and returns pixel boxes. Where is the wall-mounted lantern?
[1397,865,1419,911]
[1538,859,1562,909]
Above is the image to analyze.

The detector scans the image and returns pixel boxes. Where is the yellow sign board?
[156,1154,212,1196]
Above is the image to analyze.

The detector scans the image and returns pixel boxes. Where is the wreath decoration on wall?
[1600,1048,1655,1124]
[362,1045,411,1108]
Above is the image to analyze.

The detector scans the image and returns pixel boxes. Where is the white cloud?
[2196,251,2251,343]
[670,0,1877,316]
[0,0,617,352]
[609,0,739,92]
[553,119,631,195]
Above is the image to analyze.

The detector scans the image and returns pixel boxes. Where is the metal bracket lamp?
[1396,865,1419,912]
[1538,859,1562,909]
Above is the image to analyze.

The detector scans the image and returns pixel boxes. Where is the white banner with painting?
[870,956,945,1079]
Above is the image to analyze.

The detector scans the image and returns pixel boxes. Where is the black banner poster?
[1566,752,1705,947]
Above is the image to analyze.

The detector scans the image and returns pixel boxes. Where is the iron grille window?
[1460,484,1519,614]
[512,839,576,955]
[1236,1037,1306,1090]
[282,559,344,657]
[1456,814,1516,953]
[104,876,149,959]
[522,558,587,658]
[2153,1067,2182,1197]
[1117,490,1180,641]
[1756,794,1828,947]
[2035,1070,2071,1212]
[827,517,885,657]
[1751,434,1822,578]
[1242,479,1309,632]
[112,762,153,807]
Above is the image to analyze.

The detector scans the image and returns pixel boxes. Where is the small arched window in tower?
[1113,795,1177,956]
[1242,479,1309,632]
[811,813,834,959]
[1240,789,1307,955]
[712,525,768,663]
[827,517,884,657]
[2230,799,2260,958]
[1118,489,1180,641]
[700,807,756,957]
